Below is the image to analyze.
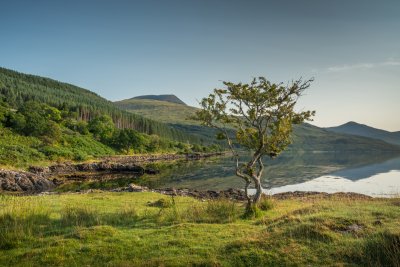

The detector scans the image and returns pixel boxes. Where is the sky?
[1,0,399,131]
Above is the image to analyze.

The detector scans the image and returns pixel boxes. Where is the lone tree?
[195,77,315,207]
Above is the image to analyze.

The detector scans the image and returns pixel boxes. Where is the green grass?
[0,192,399,266]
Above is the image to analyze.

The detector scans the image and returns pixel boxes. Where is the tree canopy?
[195,77,315,207]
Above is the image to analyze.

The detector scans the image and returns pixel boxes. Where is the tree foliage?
[195,77,315,206]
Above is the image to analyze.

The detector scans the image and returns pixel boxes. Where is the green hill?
[0,68,225,168]
[326,121,400,146]
[0,67,196,143]
[292,123,400,152]
[130,94,187,105]
[115,98,197,125]
[115,98,223,144]
[116,96,400,153]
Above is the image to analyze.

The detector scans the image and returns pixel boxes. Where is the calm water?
[58,151,400,197]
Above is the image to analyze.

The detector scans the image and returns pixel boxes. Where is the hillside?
[0,67,197,143]
[115,98,197,125]
[116,96,400,153]
[130,94,187,105]
[292,123,400,152]
[115,97,222,143]
[327,121,400,146]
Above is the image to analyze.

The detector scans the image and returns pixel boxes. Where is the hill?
[326,121,400,146]
[0,67,196,143]
[116,96,400,153]
[292,123,400,152]
[130,94,187,105]
[115,98,197,125]
[115,97,222,143]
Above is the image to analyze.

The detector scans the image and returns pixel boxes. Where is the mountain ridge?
[326,121,400,146]
[130,94,186,105]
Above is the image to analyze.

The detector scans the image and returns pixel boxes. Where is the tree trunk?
[252,176,263,203]
[244,180,252,208]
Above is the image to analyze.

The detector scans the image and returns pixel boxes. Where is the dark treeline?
[0,67,197,143]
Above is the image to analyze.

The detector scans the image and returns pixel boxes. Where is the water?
[57,151,400,197]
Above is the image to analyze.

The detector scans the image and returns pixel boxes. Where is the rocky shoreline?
[114,184,373,200]
[0,152,225,193]
[37,184,373,201]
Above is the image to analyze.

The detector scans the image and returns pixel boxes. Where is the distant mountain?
[130,94,187,105]
[292,123,400,152]
[116,96,400,153]
[326,121,400,146]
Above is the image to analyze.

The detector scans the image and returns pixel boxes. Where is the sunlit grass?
[0,192,399,266]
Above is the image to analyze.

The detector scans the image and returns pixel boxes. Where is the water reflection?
[56,151,400,196]
[268,171,400,197]
[330,157,400,180]
[139,151,400,190]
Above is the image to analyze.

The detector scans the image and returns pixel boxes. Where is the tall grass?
[363,231,400,266]
[155,197,242,224]
[0,195,50,250]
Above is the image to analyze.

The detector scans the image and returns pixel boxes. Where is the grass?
[0,192,399,266]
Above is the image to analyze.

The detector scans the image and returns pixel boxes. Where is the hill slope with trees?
[0,68,220,168]
[0,67,196,143]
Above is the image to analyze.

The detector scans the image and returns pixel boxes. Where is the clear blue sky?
[1,0,399,131]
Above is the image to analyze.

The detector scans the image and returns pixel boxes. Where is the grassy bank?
[0,192,399,266]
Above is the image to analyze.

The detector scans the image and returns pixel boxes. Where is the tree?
[88,115,115,143]
[195,77,315,208]
[112,128,147,153]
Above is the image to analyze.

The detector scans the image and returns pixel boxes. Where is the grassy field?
[0,192,399,266]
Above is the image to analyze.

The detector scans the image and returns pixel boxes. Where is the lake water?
[58,152,400,197]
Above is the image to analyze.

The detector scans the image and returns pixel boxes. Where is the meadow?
[0,192,399,266]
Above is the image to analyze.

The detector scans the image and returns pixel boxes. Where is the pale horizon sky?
[1,0,399,131]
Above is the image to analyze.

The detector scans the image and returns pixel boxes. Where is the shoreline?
[35,185,377,201]
[0,152,226,193]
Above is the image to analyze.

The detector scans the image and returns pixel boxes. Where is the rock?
[0,169,54,192]
[28,166,50,174]
[128,183,148,192]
